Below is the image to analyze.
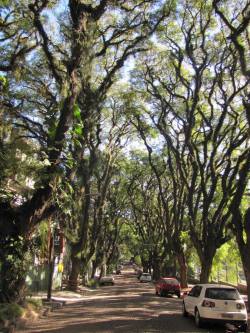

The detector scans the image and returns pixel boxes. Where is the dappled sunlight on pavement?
[18,271,228,333]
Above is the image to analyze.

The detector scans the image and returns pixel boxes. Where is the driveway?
[18,271,244,333]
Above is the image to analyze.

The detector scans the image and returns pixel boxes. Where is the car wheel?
[240,323,248,332]
[155,289,159,296]
[182,302,188,317]
[176,292,181,298]
[194,309,203,328]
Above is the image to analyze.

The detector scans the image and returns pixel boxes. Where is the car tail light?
[202,300,215,308]
[236,303,245,310]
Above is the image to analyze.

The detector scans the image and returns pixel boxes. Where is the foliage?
[25,298,43,311]
[0,0,249,302]
[0,303,24,322]
[211,240,242,285]
[86,279,99,289]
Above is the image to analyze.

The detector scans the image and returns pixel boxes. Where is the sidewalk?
[31,287,96,304]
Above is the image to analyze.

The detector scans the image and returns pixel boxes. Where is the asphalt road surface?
[19,270,245,333]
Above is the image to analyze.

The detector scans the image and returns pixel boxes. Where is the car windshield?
[205,288,240,300]
[165,279,178,285]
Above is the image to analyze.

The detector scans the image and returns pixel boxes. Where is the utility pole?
[47,225,55,301]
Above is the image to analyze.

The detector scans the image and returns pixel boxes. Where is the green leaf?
[0,0,10,6]
[74,124,83,135]
[73,104,81,120]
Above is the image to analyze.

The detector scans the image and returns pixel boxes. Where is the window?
[166,279,179,285]
[189,286,202,297]
[205,288,240,300]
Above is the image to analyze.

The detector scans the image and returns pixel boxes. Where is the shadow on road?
[18,272,226,333]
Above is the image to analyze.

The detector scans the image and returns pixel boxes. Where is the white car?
[139,273,152,283]
[99,275,114,286]
[182,284,248,331]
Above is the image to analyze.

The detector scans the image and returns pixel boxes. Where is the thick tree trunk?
[199,256,213,283]
[176,252,188,288]
[141,258,150,273]
[68,255,81,291]
[237,238,250,311]
[232,208,250,310]
[152,256,161,280]
[91,260,98,279]
[244,269,250,311]
[99,263,106,278]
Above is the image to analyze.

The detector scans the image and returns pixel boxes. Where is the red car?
[155,277,181,298]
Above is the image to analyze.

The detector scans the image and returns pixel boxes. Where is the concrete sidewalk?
[31,287,97,304]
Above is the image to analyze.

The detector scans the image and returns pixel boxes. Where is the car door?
[185,286,202,315]
[156,279,162,292]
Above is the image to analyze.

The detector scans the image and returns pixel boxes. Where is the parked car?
[139,273,152,283]
[99,275,115,286]
[155,277,181,298]
[137,269,143,279]
[182,284,248,331]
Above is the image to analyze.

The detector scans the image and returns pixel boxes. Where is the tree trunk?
[176,252,188,288]
[68,255,81,291]
[152,256,161,280]
[232,208,250,310]
[243,268,250,311]
[199,256,213,283]
[237,239,250,311]
[99,263,106,278]
[47,231,55,301]
[91,260,98,279]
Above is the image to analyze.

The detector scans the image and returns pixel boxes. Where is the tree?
[132,118,189,287]
[125,153,170,279]
[131,0,249,282]
[0,0,171,302]
[63,96,131,289]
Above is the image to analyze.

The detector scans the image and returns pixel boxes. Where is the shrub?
[26,298,42,310]
[0,303,24,322]
[86,279,99,288]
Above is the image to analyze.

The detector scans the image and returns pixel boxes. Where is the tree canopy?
[0,0,249,305]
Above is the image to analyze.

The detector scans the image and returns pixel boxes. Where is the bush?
[0,303,24,323]
[25,298,42,310]
[86,279,99,289]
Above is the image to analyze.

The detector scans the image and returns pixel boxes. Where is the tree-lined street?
[0,0,250,331]
[19,270,229,333]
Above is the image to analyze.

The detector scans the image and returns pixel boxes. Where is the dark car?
[155,277,181,298]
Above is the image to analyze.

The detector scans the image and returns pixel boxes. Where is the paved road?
[19,271,238,333]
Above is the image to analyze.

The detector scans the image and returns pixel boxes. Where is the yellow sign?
[58,263,64,273]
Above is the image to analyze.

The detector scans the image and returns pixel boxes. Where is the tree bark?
[91,260,98,279]
[233,208,250,310]
[245,270,250,311]
[68,255,81,291]
[176,252,188,288]
[152,257,161,280]
[199,255,213,283]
